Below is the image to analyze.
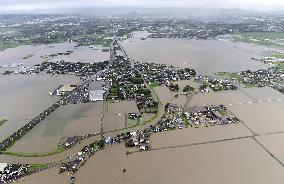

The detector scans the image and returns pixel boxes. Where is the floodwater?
[75,139,284,184]
[0,42,110,73]
[103,114,125,132]
[189,90,254,107]
[228,101,284,135]
[150,123,252,149]
[239,86,284,101]
[0,136,100,164]
[106,101,139,115]
[153,80,200,106]
[0,74,80,142]
[103,101,140,132]
[9,102,103,152]
[154,85,187,106]
[256,132,284,164]
[10,116,101,153]
[18,167,69,184]
[122,38,270,74]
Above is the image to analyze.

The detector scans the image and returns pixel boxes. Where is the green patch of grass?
[218,110,228,117]
[125,114,141,128]
[28,163,48,172]
[1,146,65,157]
[275,62,284,70]
[0,119,8,126]
[242,83,259,88]
[0,42,23,51]
[216,72,242,81]
[237,32,284,40]
[148,82,159,88]
[271,53,284,59]
[233,32,284,49]
[180,113,189,125]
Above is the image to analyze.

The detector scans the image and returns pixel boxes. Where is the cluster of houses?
[177,68,196,80]
[35,60,109,76]
[60,139,105,173]
[104,56,159,113]
[124,131,150,151]
[133,62,196,85]
[185,105,240,125]
[166,103,240,126]
[237,68,284,93]
[148,27,231,40]
[0,163,29,183]
[195,75,237,92]
[133,62,178,84]
[2,60,110,76]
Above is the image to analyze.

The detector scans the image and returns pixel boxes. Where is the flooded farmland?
[256,133,284,164]
[9,102,103,152]
[0,74,80,142]
[150,123,252,149]
[188,89,253,107]
[228,101,284,135]
[75,139,284,184]
[122,38,270,74]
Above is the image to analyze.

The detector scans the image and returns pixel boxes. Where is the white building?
[89,90,105,102]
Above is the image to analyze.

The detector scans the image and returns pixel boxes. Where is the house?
[89,90,105,102]
[139,143,150,151]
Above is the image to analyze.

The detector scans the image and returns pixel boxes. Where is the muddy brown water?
[122,38,270,74]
